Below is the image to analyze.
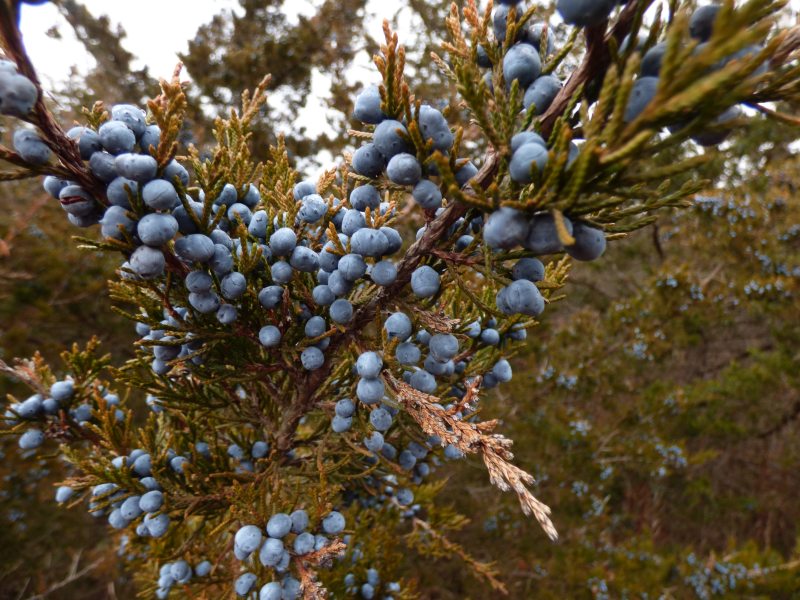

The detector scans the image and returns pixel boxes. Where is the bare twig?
[746,101,800,127]
[539,0,643,138]
[24,551,103,600]
[411,516,508,594]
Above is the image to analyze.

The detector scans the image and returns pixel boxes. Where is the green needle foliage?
[0,0,798,598]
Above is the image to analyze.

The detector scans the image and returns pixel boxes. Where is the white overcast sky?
[19,0,309,84]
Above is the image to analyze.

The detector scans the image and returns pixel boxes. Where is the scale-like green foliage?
[424,134,800,597]
[0,0,799,597]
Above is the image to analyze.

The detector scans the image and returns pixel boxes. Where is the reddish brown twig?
[0,4,107,203]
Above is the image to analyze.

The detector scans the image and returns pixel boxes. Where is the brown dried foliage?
[386,373,558,541]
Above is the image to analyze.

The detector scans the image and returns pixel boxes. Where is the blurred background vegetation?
[1,0,798,598]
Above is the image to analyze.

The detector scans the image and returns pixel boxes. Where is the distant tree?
[180,0,372,160]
